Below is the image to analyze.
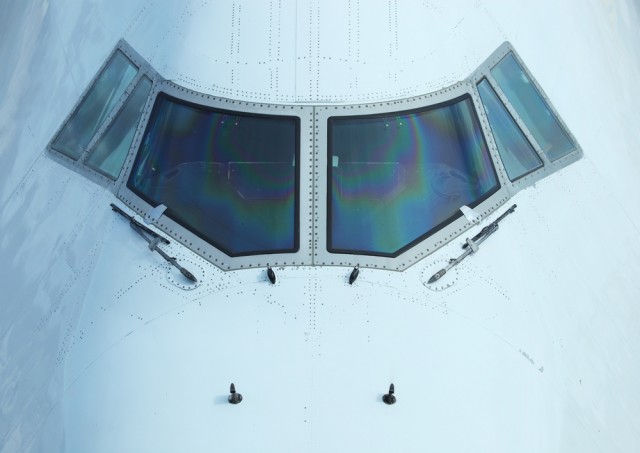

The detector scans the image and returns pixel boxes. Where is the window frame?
[468,42,583,193]
[476,77,544,182]
[116,80,315,271]
[124,90,303,258]
[314,82,511,271]
[85,75,154,180]
[325,93,502,259]
[47,40,582,271]
[47,40,159,188]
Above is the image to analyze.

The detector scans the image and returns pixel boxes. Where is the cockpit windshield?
[127,93,299,256]
[48,40,582,270]
[328,96,499,256]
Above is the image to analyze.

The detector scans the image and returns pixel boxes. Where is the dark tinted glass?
[491,53,575,162]
[477,79,543,181]
[128,94,299,256]
[328,96,499,256]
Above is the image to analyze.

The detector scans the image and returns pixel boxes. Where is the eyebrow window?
[490,53,575,162]
[328,96,499,256]
[52,50,138,160]
[477,78,543,181]
[127,93,300,256]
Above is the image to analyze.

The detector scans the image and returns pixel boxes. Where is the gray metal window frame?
[46,40,160,188]
[116,81,315,271]
[314,82,511,270]
[468,42,582,193]
[47,40,582,271]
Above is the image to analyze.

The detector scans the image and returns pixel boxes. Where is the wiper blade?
[110,203,170,245]
[428,204,517,284]
[462,203,517,249]
[110,203,198,283]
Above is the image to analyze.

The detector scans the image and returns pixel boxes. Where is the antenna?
[382,383,396,405]
[349,265,360,285]
[228,383,243,404]
[267,265,276,284]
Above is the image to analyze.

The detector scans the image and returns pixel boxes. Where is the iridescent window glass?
[328,96,499,256]
[128,93,299,256]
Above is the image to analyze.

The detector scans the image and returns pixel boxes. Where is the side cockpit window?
[85,76,153,179]
[490,53,576,162]
[52,50,138,160]
[477,78,543,181]
[48,42,155,184]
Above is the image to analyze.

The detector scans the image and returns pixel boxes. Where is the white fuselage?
[1,1,640,452]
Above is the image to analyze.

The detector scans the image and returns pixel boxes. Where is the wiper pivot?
[428,204,517,284]
[110,203,198,283]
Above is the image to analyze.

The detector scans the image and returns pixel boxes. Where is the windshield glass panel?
[86,77,153,179]
[328,96,499,256]
[477,79,543,180]
[491,53,575,162]
[127,93,299,256]
[52,50,137,159]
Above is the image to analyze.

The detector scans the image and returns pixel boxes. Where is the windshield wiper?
[428,204,517,284]
[110,203,198,283]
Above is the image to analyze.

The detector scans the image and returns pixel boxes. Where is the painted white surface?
[1,1,640,452]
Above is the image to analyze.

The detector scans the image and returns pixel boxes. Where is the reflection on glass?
[491,53,575,161]
[52,51,138,159]
[477,79,543,181]
[329,96,499,256]
[86,77,152,179]
[128,94,299,256]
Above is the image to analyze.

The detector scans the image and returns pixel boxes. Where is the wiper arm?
[462,203,517,249]
[428,204,517,284]
[110,203,198,283]
[111,203,170,245]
